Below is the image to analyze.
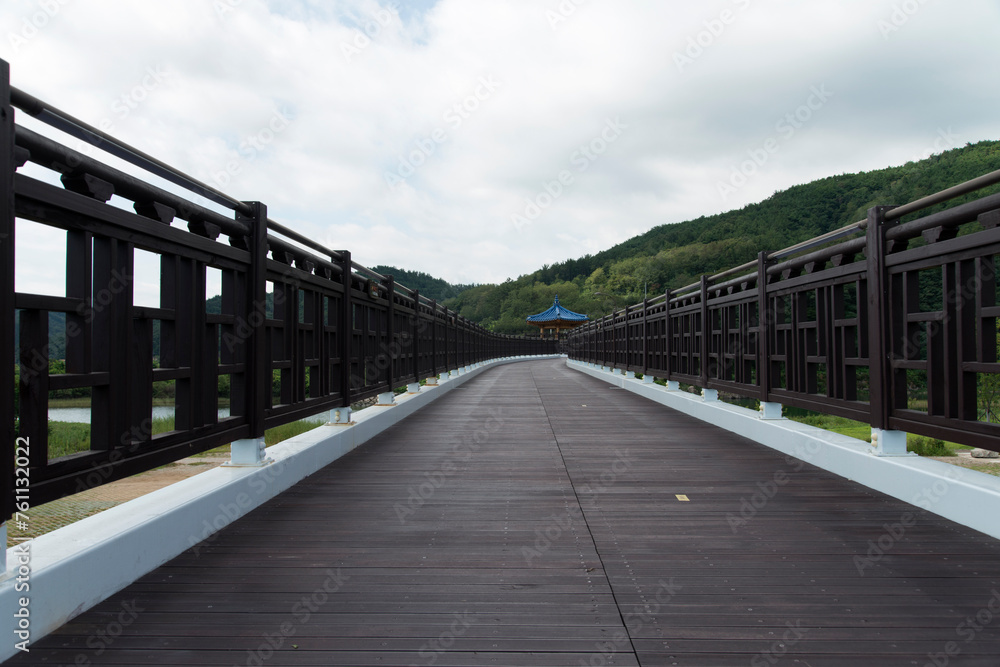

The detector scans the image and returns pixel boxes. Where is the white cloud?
[4,0,1000,288]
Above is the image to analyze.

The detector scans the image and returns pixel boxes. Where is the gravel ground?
[7,454,230,547]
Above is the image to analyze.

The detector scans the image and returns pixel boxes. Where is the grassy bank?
[783,411,971,456]
[46,416,323,461]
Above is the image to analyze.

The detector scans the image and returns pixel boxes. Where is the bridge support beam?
[377,392,396,406]
[328,407,353,425]
[227,437,269,467]
[759,401,783,420]
[871,428,911,457]
[625,370,635,379]
[666,380,679,391]
[407,383,421,394]
[702,388,718,402]
[425,376,438,386]
[642,375,655,384]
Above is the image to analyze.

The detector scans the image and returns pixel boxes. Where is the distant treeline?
[444,140,1000,334]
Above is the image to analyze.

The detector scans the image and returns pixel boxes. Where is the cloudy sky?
[4,0,1000,292]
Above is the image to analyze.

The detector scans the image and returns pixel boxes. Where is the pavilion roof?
[526,295,589,324]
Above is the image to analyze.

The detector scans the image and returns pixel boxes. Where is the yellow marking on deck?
[676,494,689,502]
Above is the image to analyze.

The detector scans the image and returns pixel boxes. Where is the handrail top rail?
[11,84,458,316]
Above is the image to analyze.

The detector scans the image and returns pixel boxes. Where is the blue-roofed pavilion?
[526,295,589,339]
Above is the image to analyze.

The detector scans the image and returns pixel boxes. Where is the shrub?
[908,436,950,457]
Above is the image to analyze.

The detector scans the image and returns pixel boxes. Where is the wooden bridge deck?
[11,359,1000,666]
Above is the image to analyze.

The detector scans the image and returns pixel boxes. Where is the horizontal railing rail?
[1,61,556,518]
[567,166,1000,453]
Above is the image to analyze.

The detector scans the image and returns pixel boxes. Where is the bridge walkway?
[10,358,1000,666]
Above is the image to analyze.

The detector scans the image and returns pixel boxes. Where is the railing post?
[664,289,672,385]
[642,297,649,377]
[428,299,439,383]
[1,60,14,544]
[866,205,908,455]
[385,274,396,392]
[611,311,617,371]
[410,289,420,388]
[755,251,782,420]
[700,275,709,389]
[229,201,269,465]
[623,304,630,373]
[338,251,354,411]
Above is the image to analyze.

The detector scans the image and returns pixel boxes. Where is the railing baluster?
[1,60,14,523]
[240,201,268,440]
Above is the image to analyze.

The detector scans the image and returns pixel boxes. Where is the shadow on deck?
[10,359,1000,666]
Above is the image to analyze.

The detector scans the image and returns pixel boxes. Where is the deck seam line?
[530,363,643,665]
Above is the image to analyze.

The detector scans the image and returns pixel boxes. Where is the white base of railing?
[328,406,353,424]
[225,437,270,467]
[871,428,912,457]
[0,355,561,662]
[567,359,1000,542]
[759,401,783,420]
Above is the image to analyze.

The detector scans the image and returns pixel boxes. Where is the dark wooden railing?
[0,61,555,519]
[566,168,1000,454]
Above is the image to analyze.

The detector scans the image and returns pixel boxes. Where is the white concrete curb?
[567,359,1000,541]
[0,355,560,660]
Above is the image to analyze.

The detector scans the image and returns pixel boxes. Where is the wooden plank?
[10,359,1000,666]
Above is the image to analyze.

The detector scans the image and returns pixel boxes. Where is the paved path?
[11,359,1000,666]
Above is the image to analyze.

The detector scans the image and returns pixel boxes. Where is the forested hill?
[370,266,474,303]
[445,140,1000,334]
